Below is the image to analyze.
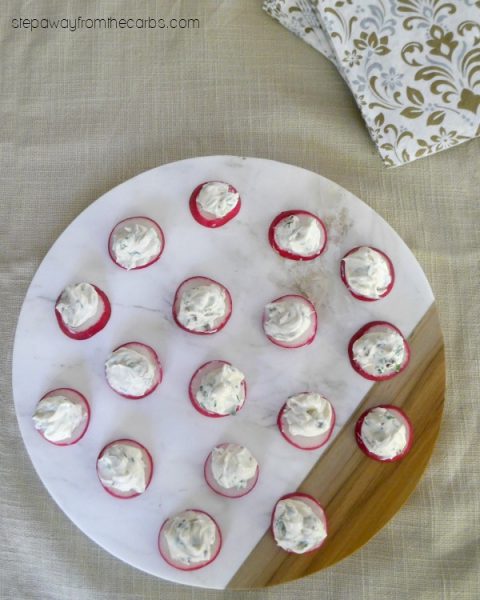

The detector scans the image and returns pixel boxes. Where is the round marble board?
[12,156,445,589]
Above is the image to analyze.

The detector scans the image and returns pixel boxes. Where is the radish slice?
[355,404,414,462]
[158,509,222,571]
[189,360,246,418]
[268,210,327,261]
[204,443,259,498]
[96,438,153,499]
[271,492,328,554]
[108,216,165,270]
[348,321,410,381]
[172,276,232,335]
[55,283,111,340]
[277,394,336,451]
[33,388,90,446]
[263,294,317,349]
[104,342,162,399]
[189,181,241,228]
[340,246,395,301]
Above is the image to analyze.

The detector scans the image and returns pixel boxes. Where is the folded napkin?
[264,0,480,166]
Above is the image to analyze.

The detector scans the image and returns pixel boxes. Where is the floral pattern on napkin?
[264,0,480,166]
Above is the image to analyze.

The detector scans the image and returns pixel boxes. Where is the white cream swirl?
[56,282,99,329]
[177,283,227,332]
[97,443,148,493]
[361,407,408,460]
[211,444,257,489]
[111,221,161,269]
[343,247,392,299]
[164,510,217,565]
[284,393,333,437]
[273,498,327,553]
[264,298,313,343]
[33,394,86,442]
[274,214,323,256]
[352,328,406,377]
[196,364,245,415]
[197,182,239,218]
[105,347,156,396]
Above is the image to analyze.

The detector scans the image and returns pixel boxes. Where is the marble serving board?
[12,156,441,589]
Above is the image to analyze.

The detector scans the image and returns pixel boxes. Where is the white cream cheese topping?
[284,393,333,437]
[274,214,323,256]
[197,181,239,218]
[273,498,327,553]
[164,510,217,565]
[264,299,313,343]
[97,443,148,493]
[352,328,406,377]
[111,221,161,269]
[33,394,86,442]
[211,444,257,489]
[196,364,245,415]
[177,283,227,332]
[105,347,156,396]
[361,407,408,460]
[343,246,392,299]
[56,282,99,329]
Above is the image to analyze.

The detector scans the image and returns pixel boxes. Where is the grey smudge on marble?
[323,207,354,245]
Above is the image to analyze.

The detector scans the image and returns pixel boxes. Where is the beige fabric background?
[1,1,479,599]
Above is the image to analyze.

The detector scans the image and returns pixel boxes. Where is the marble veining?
[12,156,434,589]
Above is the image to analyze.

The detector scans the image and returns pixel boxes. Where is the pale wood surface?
[229,304,445,588]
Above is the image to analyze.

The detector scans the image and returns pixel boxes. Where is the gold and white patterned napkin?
[264,0,480,166]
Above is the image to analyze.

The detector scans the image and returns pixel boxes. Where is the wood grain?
[228,304,445,589]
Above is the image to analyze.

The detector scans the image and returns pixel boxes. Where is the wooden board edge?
[227,304,445,589]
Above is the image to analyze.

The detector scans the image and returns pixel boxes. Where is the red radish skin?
[96,438,154,499]
[189,182,241,228]
[268,210,327,261]
[158,509,222,571]
[355,404,414,462]
[34,388,91,447]
[189,360,247,418]
[55,285,111,340]
[172,276,233,335]
[107,216,165,270]
[203,443,259,498]
[271,493,328,554]
[340,246,395,302]
[105,342,162,400]
[348,321,410,382]
[263,294,318,349]
[277,396,336,451]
